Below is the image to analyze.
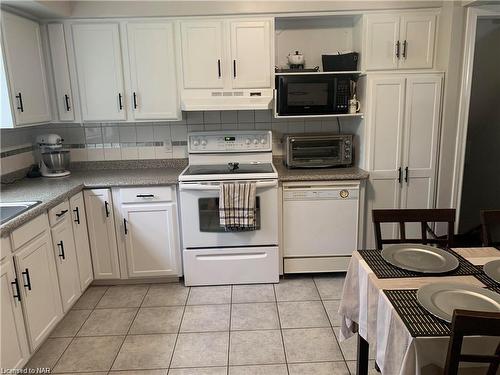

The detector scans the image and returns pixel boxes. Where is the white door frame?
[451,6,500,229]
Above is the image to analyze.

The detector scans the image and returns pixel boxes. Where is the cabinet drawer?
[48,200,71,227]
[11,214,49,250]
[1,236,12,260]
[120,186,173,203]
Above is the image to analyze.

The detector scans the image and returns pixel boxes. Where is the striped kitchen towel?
[219,182,257,231]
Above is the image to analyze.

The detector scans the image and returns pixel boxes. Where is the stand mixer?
[35,134,71,177]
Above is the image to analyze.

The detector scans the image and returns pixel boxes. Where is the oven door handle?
[180,180,278,191]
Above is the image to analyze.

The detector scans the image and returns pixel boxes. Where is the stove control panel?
[188,131,272,153]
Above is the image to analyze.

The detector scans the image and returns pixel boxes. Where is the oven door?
[277,75,335,115]
[179,180,278,248]
[289,138,346,167]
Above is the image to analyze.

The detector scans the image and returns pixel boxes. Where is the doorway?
[458,16,500,244]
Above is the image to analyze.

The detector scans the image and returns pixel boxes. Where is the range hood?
[181,89,273,111]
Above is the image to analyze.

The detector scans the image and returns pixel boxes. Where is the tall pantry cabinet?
[364,73,443,248]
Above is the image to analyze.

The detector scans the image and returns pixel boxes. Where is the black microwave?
[276,74,351,116]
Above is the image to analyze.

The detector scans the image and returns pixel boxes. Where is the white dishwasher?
[282,181,360,273]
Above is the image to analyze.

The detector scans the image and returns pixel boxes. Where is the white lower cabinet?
[50,212,81,312]
[84,189,120,279]
[69,192,93,290]
[115,186,180,278]
[13,220,63,351]
[0,256,30,369]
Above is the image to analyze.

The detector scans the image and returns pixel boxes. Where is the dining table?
[338,246,500,375]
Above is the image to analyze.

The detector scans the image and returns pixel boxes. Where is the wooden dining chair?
[443,309,500,375]
[480,210,500,247]
[372,208,456,250]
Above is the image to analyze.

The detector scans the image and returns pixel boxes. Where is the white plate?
[484,259,500,284]
[417,282,500,323]
[381,244,459,273]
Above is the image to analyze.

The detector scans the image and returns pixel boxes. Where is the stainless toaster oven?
[283,133,353,168]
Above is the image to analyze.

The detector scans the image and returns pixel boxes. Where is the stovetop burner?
[184,163,275,176]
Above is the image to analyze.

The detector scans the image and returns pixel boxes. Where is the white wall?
[458,17,500,232]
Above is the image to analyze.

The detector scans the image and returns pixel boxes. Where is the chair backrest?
[372,208,456,250]
[444,309,500,375]
[480,210,500,247]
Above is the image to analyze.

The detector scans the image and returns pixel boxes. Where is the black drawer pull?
[22,269,31,291]
[118,93,123,110]
[56,209,68,218]
[398,167,402,184]
[11,279,21,301]
[405,166,409,183]
[136,194,155,198]
[64,94,71,111]
[233,60,236,78]
[395,41,400,59]
[73,207,80,224]
[133,92,138,109]
[402,40,407,59]
[104,201,110,217]
[58,241,65,260]
[16,92,24,112]
[217,59,221,78]
[124,218,128,235]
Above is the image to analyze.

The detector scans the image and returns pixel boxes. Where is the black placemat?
[384,289,451,337]
[358,249,481,279]
[474,266,500,292]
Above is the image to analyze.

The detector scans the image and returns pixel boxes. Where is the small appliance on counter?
[35,134,71,178]
[283,133,353,168]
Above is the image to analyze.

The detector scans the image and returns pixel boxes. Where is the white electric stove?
[178,130,279,286]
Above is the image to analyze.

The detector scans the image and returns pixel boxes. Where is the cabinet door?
[180,21,224,89]
[364,15,400,71]
[51,217,81,312]
[0,258,29,369]
[1,12,51,125]
[401,75,442,213]
[14,231,63,351]
[399,14,436,69]
[365,76,406,248]
[84,189,120,279]
[230,20,271,89]
[47,23,74,121]
[122,203,179,277]
[72,23,126,121]
[126,22,179,120]
[69,192,93,290]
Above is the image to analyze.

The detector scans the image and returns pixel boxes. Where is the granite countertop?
[0,164,187,237]
[273,159,369,182]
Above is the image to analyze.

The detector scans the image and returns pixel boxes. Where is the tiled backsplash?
[1,110,359,175]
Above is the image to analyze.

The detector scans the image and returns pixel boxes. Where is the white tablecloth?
[338,252,499,375]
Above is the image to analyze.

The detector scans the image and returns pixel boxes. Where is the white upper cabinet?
[363,12,436,71]
[364,15,400,71]
[179,18,273,91]
[399,14,436,69]
[180,21,225,89]
[230,20,272,89]
[72,23,126,122]
[126,22,179,120]
[1,12,51,126]
[47,23,74,122]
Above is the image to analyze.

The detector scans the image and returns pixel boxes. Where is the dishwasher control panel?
[283,187,359,201]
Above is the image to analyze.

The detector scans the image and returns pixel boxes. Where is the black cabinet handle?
[217,59,221,78]
[136,194,154,198]
[64,94,71,111]
[133,92,138,109]
[405,166,409,183]
[73,207,80,224]
[11,279,21,302]
[58,241,65,260]
[104,201,110,217]
[118,93,123,110]
[398,167,402,184]
[402,40,407,59]
[233,60,236,78]
[22,269,31,291]
[56,209,68,218]
[16,93,24,112]
[395,41,400,59]
[124,218,128,235]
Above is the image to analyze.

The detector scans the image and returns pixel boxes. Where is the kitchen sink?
[0,201,41,224]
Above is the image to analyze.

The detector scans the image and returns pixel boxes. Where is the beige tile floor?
[25,275,377,375]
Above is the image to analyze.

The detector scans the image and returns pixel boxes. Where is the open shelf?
[274,113,364,119]
[274,71,363,76]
